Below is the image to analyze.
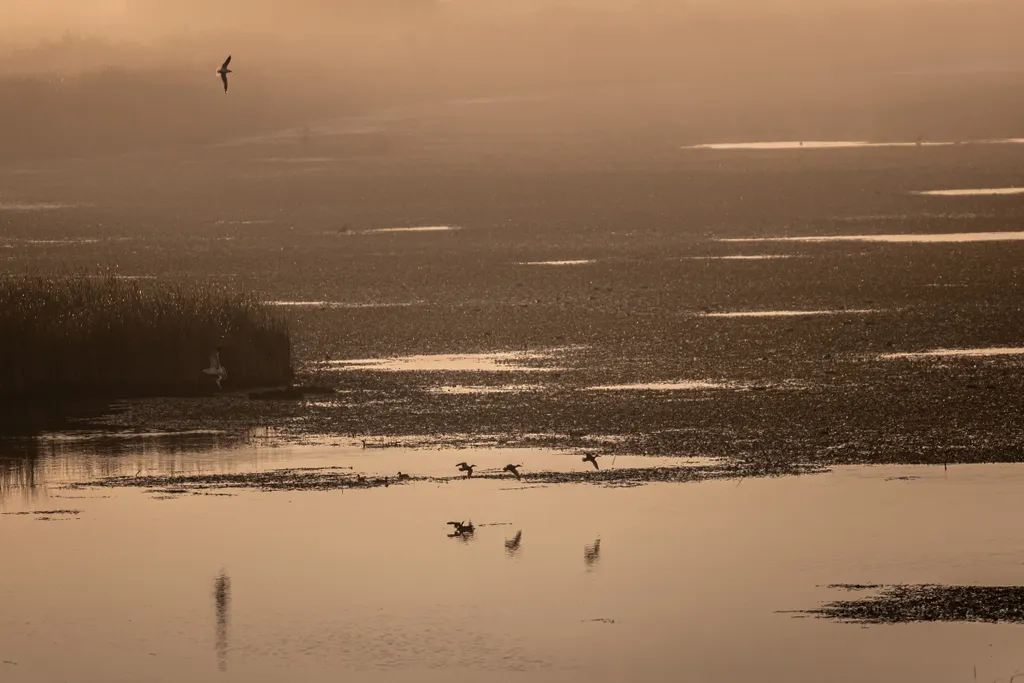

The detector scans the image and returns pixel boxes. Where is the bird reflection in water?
[505,530,523,557]
[213,570,231,672]
[584,538,601,570]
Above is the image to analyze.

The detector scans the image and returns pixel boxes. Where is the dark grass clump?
[0,271,291,399]
[792,584,1024,625]
[77,460,826,494]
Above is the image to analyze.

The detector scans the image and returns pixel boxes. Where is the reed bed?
[0,272,291,398]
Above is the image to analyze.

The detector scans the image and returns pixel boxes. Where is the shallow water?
[0,202,76,211]
[429,385,546,395]
[587,381,733,391]
[700,309,875,318]
[684,254,796,261]
[518,260,596,266]
[685,140,956,150]
[363,226,459,234]
[880,347,1024,359]
[914,188,1024,196]
[721,232,1024,244]
[267,301,418,309]
[5,442,1024,683]
[328,349,567,373]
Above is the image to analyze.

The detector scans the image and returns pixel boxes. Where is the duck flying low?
[503,464,523,480]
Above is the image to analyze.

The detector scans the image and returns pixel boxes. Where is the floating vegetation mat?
[74,461,826,494]
[790,584,1024,625]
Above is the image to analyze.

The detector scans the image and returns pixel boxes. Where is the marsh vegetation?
[0,272,291,399]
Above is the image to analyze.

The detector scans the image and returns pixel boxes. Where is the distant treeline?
[0,272,291,400]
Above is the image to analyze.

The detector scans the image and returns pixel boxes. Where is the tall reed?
[0,271,291,398]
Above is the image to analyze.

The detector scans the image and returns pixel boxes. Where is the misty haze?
[3,1,1024,682]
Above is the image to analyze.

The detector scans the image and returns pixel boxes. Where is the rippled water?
[4,437,1024,683]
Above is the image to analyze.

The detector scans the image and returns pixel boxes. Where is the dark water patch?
[790,584,1024,625]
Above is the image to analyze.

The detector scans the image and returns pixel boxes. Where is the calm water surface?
[3,438,1024,682]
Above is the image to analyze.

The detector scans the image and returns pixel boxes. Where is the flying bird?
[217,55,232,93]
[582,452,600,470]
[447,521,474,535]
[456,462,475,478]
[503,464,523,480]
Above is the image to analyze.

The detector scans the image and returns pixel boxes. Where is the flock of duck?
[452,452,601,481]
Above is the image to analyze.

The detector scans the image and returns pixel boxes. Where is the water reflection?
[584,538,601,570]
[213,571,231,672]
[9,465,1024,680]
[505,530,523,558]
[0,430,253,504]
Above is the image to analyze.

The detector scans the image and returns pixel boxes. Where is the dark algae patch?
[76,461,825,494]
[3,509,82,515]
[791,584,1024,625]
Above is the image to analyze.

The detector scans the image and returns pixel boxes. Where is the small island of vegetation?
[0,271,292,400]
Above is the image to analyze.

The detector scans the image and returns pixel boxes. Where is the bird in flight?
[582,452,600,470]
[217,55,232,93]
[447,521,475,535]
[503,464,523,480]
[456,462,476,478]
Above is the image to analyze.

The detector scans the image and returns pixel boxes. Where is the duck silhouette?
[582,452,600,470]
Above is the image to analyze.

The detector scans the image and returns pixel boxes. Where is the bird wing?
[592,460,599,469]
[220,72,228,92]
[222,55,232,69]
